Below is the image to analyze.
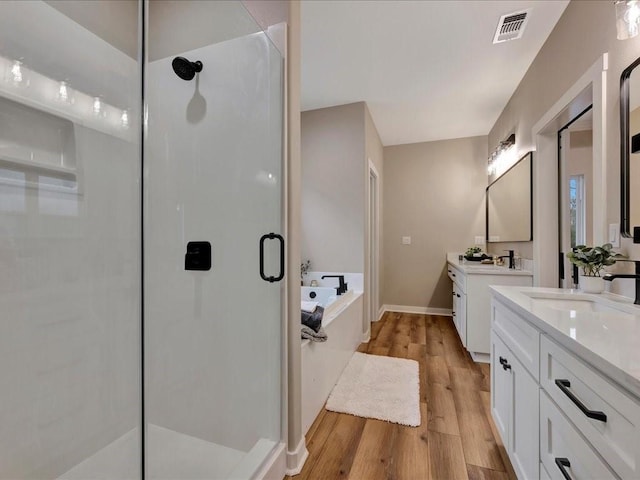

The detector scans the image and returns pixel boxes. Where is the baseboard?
[362,332,371,343]
[285,437,309,476]
[376,306,385,321]
[381,304,453,316]
[470,352,490,364]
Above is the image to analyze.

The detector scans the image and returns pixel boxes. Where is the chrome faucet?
[603,260,640,305]
[497,250,515,269]
[321,275,347,295]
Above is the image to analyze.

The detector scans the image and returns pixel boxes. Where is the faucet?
[497,250,515,269]
[603,260,640,305]
[321,275,347,295]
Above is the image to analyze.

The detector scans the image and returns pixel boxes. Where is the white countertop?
[491,285,640,399]
[447,253,533,276]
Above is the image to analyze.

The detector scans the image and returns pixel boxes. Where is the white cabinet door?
[492,330,539,480]
[452,283,466,347]
[491,332,511,445]
[511,354,539,480]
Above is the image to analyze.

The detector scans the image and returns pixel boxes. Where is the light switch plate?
[402,236,411,245]
[609,223,620,247]
[474,236,486,245]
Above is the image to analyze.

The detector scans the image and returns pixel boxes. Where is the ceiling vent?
[493,9,531,44]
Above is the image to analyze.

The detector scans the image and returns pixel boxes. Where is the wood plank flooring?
[288,312,516,480]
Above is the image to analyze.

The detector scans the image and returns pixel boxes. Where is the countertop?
[447,253,533,276]
[490,285,640,399]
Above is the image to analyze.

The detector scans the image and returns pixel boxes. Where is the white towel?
[301,301,318,313]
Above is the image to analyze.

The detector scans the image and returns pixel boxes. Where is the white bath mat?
[325,352,420,426]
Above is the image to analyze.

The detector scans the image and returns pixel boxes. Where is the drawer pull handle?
[502,362,511,371]
[452,273,456,277]
[456,293,461,298]
[555,457,572,480]
[499,356,507,365]
[555,379,607,422]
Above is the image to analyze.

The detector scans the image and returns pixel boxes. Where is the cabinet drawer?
[540,391,617,480]
[447,264,466,291]
[492,300,539,381]
[541,335,640,479]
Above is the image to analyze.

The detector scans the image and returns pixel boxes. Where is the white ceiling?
[301,0,569,146]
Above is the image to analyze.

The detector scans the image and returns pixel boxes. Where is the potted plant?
[301,259,311,286]
[464,246,490,262]
[566,243,626,293]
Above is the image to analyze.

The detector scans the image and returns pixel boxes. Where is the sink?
[528,297,630,314]
[526,292,640,315]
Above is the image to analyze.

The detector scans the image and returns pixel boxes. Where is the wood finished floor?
[288,312,517,480]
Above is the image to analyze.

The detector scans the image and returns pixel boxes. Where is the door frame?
[531,54,608,287]
[366,159,381,340]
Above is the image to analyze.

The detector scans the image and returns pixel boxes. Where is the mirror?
[620,56,640,238]
[486,152,533,242]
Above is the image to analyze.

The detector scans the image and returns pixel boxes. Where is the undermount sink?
[522,292,640,316]
[528,297,628,314]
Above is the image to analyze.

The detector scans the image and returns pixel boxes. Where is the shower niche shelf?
[0,95,77,188]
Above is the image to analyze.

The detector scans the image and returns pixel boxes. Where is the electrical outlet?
[402,236,411,245]
[609,223,620,247]
[474,236,486,245]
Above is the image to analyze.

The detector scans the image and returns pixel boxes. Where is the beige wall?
[487,0,640,297]
[148,1,261,61]
[45,0,138,58]
[301,102,366,272]
[383,136,487,309]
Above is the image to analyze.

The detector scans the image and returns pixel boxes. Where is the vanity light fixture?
[121,109,130,129]
[57,80,73,104]
[92,96,104,117]
[616,0,640,40]
[7,59,29,87]
[487,133,516,176]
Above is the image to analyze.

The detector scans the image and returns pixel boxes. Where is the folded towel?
[301,305,324,333]
[301,301,318,313]
[301,325,327,342]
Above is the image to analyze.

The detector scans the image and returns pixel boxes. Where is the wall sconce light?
[487,133,516,176]
[616,0,640,40]
[5,59,29,87]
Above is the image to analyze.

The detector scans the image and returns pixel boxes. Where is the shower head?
[172,57,203,81]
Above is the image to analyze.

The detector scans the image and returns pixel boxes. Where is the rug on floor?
[325,352,420,427]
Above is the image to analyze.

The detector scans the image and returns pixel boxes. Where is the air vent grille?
[493,9,531,44]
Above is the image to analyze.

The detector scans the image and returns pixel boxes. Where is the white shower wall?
[0,123,141,478]
[144,30,283,457]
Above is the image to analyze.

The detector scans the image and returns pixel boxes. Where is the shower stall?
[0,1,286,478]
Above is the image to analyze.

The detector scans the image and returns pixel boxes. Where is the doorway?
[558,106,593,288]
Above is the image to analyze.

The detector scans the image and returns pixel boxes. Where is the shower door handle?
[259,233,285,283]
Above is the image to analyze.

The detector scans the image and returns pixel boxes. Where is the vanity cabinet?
[491,293,640,480]
[452,280,467,347]
[447,254,532,362]
[491,321,539,480]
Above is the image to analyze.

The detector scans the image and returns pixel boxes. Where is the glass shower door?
[144,2,284,478]
[0,1,142,478]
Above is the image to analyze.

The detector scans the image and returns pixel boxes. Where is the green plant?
[465,246,483,256]
[301,259,311,279]
[566,243,626,277]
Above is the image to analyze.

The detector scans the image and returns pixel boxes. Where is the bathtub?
[300,288,364,434]
[301,286,337,308]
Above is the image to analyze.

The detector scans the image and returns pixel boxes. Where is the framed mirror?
[620,56,640,239]
[486,152,533,242]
